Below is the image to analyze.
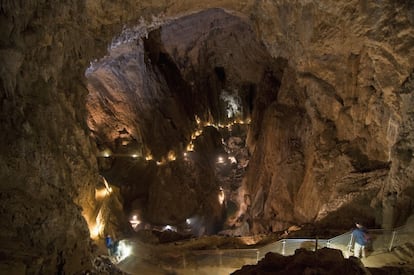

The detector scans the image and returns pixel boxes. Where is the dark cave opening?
[214,66,226,83]
[85,8,285,238]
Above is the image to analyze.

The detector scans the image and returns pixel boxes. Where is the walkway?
[117,219,414,274]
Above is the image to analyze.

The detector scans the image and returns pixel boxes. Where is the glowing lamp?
[95,188,109,200]
[187,143,194,151]
[168,151,176,161]
[162,225,177,232]
[90,225,99,238]
[228,156,237,164]
[90,222,103,239]
[218,188,225,205]
[129,217,141,229]
[99,149,112,158]
[117,240,132,261]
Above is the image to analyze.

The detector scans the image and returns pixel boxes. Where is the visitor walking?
[352,223,369,258]
[105,234,113,256]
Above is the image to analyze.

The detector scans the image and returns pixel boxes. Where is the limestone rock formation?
[1,0,413,273]
[86,2,414,234]
[231,248,414,275]
[232,248,370,275]
[244,0,414,232]
[0,1,99,273]
[85,8,284,231]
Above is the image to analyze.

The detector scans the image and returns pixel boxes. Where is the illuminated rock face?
[86,5,414,234]
[86,9,284,231]
[1,0,413,273]
[243,1,414,232]
[0,2,99,274]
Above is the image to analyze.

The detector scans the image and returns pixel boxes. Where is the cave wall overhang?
[85,8,286,228]
[86,2,414,233]
[1,0,413,273]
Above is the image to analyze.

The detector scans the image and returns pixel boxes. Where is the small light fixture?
[167,151,176,161]
[228,156,237,164]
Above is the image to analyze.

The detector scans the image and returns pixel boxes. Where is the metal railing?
[182,248,259,269]
[177,223,413,268]
[120,223,413,273]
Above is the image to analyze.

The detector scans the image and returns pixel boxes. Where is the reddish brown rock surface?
[232,248,414,275]
[1,0,413,273]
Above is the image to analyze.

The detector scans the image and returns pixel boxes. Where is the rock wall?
[85,8,284,231]
[1,0,413,273]
[86,1,414,233]
[0,1,100,273]
[244,0,414,232]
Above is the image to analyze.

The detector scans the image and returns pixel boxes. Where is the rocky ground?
[232,248,414,275]
[108,221,414,274]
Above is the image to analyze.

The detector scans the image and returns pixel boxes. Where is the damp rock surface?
[231,248,414,275]
[1,0,413,274]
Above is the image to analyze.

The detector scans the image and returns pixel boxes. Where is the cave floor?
[115,236,414,275]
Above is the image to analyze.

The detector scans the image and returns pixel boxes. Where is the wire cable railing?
[171,223,414,269]
[119,222,413,274]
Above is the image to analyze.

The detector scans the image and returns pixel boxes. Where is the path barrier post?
[219,251,223,266]
[126,224,412,271]
[347,234,354,255]
[388,230,396,251]
[182,252,186,268]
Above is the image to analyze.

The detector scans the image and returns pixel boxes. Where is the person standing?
[105,234,113,256]
[352,223,368,258]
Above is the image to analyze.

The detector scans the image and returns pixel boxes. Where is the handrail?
[179,223,413,268]
[119,222,413,272]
